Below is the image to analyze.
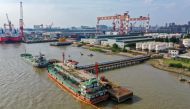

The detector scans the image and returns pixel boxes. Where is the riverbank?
[76,43,146,57]
[149,59,190,77]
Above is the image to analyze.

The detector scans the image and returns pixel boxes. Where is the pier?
[76,55,150,73]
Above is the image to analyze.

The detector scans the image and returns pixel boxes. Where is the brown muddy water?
[0,43,190,109]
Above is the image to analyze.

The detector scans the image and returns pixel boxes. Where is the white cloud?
[144,0,154,4]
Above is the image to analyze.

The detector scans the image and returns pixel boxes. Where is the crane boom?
[6,13,12,31]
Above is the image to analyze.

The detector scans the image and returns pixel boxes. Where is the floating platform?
[108,86,133,103]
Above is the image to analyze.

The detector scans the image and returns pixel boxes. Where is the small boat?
[80,52,84,56]
[178,76,187,82]
[20,52,49,68]
[88,54,94,57]
[187,80,190,84]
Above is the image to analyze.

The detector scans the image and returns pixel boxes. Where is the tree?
[184,34,190,39]
[111,43,121,52]
[112,43,119,49]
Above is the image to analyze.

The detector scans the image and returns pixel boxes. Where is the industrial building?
[144,33,182,38]
[81,34,153,48]
[183,39,190,48]
[136,42,174,52]
[168,49,179,58]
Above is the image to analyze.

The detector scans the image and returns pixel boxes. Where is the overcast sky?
[0,0,190,28]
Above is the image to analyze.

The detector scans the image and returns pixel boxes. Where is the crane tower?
[97,12,150,35]
[19,1,24,39]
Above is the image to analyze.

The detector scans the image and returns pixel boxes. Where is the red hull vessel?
[0,36,22,43]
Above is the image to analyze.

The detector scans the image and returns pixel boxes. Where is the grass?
[163,59,190,68]
[89,47,106,53]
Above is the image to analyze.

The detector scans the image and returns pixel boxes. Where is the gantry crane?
[97,12,150,35]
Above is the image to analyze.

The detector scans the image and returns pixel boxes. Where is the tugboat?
[20,52,48,68]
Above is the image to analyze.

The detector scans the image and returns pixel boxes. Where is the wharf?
[77,55,150,73]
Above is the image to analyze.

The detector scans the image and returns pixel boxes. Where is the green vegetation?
[155,37,180,43]
[164,58,190,71]
[125,43,136,48]
[80,41,88,45]
[89,47,106,53]
[111,43,122,52]
[106,44,110,48]
[184,34,190,39]
[169,63,183,68]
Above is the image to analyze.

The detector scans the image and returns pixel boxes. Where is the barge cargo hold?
[108,86,133,103]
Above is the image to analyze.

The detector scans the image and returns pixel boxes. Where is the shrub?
[169,63,183,68]
[111,43,121,52]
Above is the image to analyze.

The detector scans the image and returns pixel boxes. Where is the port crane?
[46,22,53,29]
[19,1,24,39]
[4,13,14,32]
[97,12,150,35]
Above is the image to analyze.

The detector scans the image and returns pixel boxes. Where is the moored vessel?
[47,63,109,104]
[50,37,72,46]
[47,52,133,105]
[20,53,48,68]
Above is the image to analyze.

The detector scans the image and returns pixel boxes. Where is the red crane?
[97,12,150,35]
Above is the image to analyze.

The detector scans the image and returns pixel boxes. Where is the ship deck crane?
[97,12,150,35]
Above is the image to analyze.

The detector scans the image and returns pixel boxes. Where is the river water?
[0,43,190,109]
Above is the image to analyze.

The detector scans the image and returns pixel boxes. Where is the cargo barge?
[50,38,72,46]
[47,63,109,104]
[50,42,72,46]
[47,53,133,106]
